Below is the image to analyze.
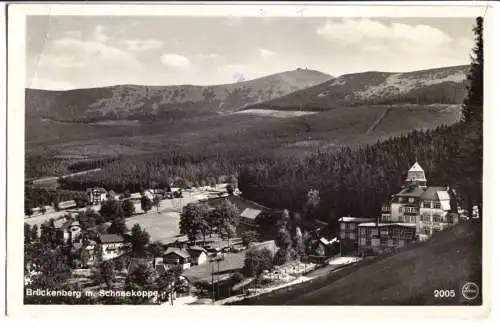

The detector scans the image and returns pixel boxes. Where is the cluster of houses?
[54,218,130,267]
[26,187,179,217]
[86,187,165,205]
[338,162,466,256]
[26,162,473,303]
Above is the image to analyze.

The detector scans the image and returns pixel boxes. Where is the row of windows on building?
[383,214,453,224]
[340,223,357,231]
[402,207,418,213]
[339,231,356,240]
[395,198,441,208]
[421,213,455,223]
[358,228,414,238]
[359,238,405,247]
[340,228,415,240]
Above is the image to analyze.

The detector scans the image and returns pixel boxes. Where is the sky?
[26,16,476,90]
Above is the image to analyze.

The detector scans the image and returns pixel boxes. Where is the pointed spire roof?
[406,161,426,184]
[408,162,424,172]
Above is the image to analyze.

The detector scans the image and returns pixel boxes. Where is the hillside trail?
[365,107,392,135]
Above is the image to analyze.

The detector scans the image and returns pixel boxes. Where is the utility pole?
[216,259,221,300]
[211,260,215,304]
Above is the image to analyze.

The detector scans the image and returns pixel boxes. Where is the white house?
[60,220,82,244]
[98,234,126,261]
[143,190,155,201]
[187,246,208,266]
[81,240,98,267]
[381,161,461,241]
[86,187,108,205]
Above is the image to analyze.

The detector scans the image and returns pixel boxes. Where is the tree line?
[59,153,242,193]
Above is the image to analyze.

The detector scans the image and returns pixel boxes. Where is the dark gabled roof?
[318,227,336,240]
[394,186,426,197]
[164,247,190,259]
[420,187,449,201]
[199,195,268,213]
[86,187,107,193]
[187,248,207,258]
[99,234,124,243]
[188,246,206,253]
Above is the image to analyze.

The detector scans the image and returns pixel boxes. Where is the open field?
[230,222,482,305]
[125,211,181,244]
[24,187,210,233]
[234,109,318,118]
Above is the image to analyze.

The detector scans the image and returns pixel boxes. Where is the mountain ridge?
[26,69,333,123]
[245,65,469,111]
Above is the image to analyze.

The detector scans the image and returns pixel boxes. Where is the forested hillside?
[238,121,478,224]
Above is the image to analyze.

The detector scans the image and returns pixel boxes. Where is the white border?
[5,1,497,322]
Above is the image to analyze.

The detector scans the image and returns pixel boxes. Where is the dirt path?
[365,108,391,135]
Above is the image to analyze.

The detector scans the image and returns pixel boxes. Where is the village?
[23,161,476,305]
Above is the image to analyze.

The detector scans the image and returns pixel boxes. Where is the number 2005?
[434,289,456,298]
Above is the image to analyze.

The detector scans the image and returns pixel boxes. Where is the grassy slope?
[232,222,482,306]
[247,65,468,111]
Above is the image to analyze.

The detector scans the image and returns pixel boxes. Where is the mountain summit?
[26,69,333,123]
[246,65,469,111]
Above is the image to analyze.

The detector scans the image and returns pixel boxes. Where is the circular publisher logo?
[461,282,479,300]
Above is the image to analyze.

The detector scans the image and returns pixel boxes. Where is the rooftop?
[188,245,206,252]
[408,162,424,172]
[395,186,426,197]
[421,187,449,201]
[86,187,107,193]
[164,247,190,259]
[199,195,268,213]
[338,217,376,223]
[358,222,416,228]
[240,208,262,220]
[98,234,124,243]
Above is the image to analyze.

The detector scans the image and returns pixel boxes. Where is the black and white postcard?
[4,1,495,321]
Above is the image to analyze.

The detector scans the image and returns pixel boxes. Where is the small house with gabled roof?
[187,246,208,266]
[163,247,191,270]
